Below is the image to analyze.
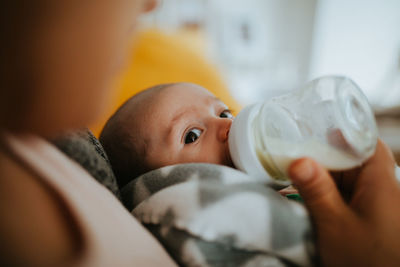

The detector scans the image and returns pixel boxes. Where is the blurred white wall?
[205,0,317,105]
[309,0,400,110]
[140,0,400,109]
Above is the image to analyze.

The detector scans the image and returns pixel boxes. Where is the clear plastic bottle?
[228,76,379,188]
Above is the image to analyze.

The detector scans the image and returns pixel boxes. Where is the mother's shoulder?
[0,150,82,266]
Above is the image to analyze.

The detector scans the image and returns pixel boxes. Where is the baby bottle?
[228,76,379,188]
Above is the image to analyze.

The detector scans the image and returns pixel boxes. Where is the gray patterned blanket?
[121,163,315,267]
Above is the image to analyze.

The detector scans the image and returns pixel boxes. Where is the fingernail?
[290,158,315,183]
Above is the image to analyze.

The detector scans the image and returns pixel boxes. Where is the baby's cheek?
[212,145,233,167]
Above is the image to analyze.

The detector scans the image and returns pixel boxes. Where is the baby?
[100,83,235,188]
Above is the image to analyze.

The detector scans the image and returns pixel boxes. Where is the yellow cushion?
[90,29,241,136]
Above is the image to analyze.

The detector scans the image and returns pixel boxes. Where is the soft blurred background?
[91,0,400,162]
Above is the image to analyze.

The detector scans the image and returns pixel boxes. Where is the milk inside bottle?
[228,76,378,188]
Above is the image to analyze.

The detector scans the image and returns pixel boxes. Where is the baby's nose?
[218,118,233,142]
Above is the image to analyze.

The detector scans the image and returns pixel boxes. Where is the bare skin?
[289,140,400,267]
[131,83,234,170]
[0,1,160,266]
[100,83,236,187]
[2,0,400,265]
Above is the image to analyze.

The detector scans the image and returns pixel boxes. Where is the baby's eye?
[184,128,202,144]
[219,109,233,119]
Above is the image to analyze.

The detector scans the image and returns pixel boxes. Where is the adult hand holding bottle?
[289,140,400,267]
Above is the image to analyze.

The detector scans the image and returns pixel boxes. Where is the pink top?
[4,134,177,267]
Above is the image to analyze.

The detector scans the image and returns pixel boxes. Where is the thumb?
[289,158,348,222]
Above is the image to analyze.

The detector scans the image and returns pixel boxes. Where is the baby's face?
[139,83,234,170]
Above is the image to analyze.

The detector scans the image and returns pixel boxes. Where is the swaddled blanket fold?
[122,163,315,267]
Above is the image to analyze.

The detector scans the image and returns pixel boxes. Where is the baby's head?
[100,83,234,187]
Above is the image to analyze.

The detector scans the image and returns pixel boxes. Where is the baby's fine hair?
[100,83,175,188]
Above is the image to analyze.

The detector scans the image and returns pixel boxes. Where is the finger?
[365,139,395,170]
[278,185,298,196]
[351,140,398,210]
[331,167,362,203]
[358,140,396,189]
[289,158,349,223]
